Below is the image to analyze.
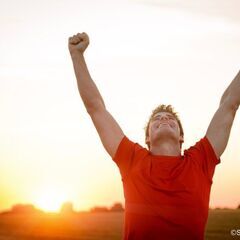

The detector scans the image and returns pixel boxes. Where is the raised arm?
[206,70,240,159]
[68,32,124,158]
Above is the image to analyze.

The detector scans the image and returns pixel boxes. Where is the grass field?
[0,209,239,240]
[205,209,240,240]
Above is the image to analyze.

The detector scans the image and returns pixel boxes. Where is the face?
[146,112,183,147]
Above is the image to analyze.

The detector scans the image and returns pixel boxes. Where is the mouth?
[158,123,170,128]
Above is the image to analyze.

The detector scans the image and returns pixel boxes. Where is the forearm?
[70,51,106,113]
[220,71,240,110]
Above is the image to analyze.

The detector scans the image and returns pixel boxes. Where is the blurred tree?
[11,204,42,214]
[110,203,124,212]
[60,202,75,214]
[90,206,109,213]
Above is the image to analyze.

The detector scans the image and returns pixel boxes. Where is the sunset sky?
[0,0,240,212]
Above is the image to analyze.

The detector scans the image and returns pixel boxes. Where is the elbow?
[86,100,105,115]
[221,95,239,112]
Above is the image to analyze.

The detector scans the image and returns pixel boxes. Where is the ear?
[179,135,184,144]
[145,136,150,145]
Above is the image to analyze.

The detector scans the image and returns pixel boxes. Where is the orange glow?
[33,187,68,213]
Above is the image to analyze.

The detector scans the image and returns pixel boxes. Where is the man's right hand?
[68,32,89,55]
[68,31,124,159]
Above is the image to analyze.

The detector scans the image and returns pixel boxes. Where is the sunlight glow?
[0,0,239,212]
[34,187,68,213]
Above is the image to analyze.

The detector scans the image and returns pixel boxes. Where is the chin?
[154,132,178,141]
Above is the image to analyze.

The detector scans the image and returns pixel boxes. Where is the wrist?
[70,49,85,58]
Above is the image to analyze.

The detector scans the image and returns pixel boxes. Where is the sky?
[0,0,240,212]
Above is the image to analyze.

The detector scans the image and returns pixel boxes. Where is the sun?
[34,187,68,213]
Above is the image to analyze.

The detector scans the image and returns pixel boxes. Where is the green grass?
[0,209,239,239]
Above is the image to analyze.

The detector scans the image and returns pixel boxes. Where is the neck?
[150,139,181,156]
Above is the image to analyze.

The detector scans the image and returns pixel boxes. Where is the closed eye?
[152,114,175,121]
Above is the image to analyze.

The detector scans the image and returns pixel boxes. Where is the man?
[68,32,239,240]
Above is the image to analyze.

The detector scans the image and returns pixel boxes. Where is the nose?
[160,115,169,121]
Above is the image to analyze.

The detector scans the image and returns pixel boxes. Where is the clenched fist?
[68,32,89,54]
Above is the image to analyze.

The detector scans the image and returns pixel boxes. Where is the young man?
[68,32,239,240]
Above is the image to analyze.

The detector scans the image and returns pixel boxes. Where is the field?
[0,209,239,240]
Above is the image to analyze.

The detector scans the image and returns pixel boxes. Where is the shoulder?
[184,136,221,172]
[113,136,148,160]
[112,136,149,179]
[184,137,220,165]
[183,137,221,183]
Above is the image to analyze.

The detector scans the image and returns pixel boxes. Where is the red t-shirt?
[113,136,220,240]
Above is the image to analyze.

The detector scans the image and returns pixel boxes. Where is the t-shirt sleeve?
[184,136,221,183]
[112,135,144,180]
